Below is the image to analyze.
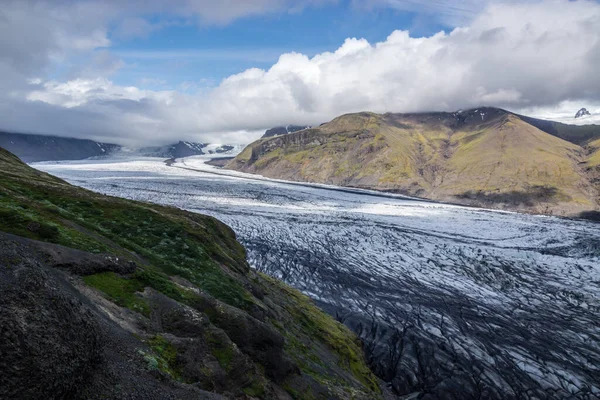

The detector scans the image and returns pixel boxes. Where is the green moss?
[0,155,254,310]
[587,139,600,167]
[281,382,317,400]
[206,331,235,371]
[242,379,266,397]
[146,335,182,379]
[236,145,254,162]
[83,272,151,317]
[260,273,381,395]
[254,148,283,168]
[283,149,313,164]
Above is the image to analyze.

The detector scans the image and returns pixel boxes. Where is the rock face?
[0,131,119,162]
[0,237,102,400]
[262,125,310,138]
[228,107,600,216]
[0,233,224,400]
[575,107,591,118]
[0,146,382,400]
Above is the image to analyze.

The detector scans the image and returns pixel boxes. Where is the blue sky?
[109,2,447,90]
[1,0,599,145]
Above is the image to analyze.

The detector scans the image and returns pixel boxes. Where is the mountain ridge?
[227,107,600,217]
[262,125,310,139]
[0,131,241,162]
[0,131,120,162]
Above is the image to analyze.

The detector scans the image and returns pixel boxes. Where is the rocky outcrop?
[0,233,218,400]
[262,125,310,138]
[0,238,102,400]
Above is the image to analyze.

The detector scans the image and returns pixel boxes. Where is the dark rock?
[0,240,102,400]
[0,232,137,276]
[26,221,41,232]
[143,288,271,396]
[262,125,310,138]
[185,289,299,382]
[0,233,225,400]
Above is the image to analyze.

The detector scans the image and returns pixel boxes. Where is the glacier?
[33,156,600,399]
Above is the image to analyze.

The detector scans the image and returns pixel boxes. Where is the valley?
[34,156,600,399]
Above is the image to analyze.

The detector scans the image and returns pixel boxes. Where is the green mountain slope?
[518,114,600,146]
[228,108,600,217]
[0,147,381,399]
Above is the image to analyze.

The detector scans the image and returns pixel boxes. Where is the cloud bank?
[0,0,599,145]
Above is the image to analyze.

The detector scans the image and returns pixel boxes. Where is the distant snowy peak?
[262,125,310,138]
[180,141,206,153]
[171,141,207,158]
[202,143,244,155]
[112,142,244,159]
[174,142,244,157]
[202,144,231,154]
[110,141,206,159]
[575,108,592,119]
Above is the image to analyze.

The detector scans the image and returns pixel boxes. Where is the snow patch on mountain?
[575,108,591,119]
[520,102,600,126]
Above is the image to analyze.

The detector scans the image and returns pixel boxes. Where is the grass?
[0,148,254,310]
[260,273,381,395]
[83,272,151,316]
[587,138,600,167]
[242,380,266,397]
[144,335,183,379]
[205,331,235,371]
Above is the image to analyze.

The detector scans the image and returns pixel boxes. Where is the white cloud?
[0,0,599,146]
[520,100,600,125]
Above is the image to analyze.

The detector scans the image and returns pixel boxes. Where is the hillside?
[517,114,600,145]
[0,147,381,399]
[0,131,119,162]
[227,108,600,217]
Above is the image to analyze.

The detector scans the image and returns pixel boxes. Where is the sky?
[1,0,599,146]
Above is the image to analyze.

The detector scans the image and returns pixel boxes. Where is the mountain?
[262,125,310,138]
[0,131,119,162]
[132,141,207,158]
[0,147,381,399]
[0,131,242,162]
[202,143,245,155]
[518,114,600,145]
[227,107,600,217]
[575,107,591,119]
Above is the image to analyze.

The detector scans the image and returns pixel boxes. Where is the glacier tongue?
[32,157,600,400]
